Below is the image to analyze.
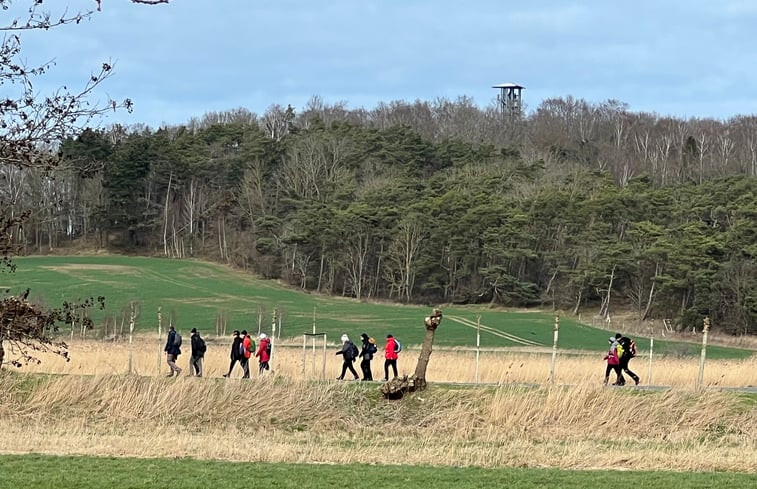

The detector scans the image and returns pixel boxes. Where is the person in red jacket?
[255,333,271,374]
[241,330,253,379]
[383,334,399,381]
[603,337,624,385]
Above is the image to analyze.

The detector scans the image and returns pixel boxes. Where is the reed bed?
[0,372,755,472]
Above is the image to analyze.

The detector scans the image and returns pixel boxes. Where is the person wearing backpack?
[615,333,640,385]
[222,330,243,378]
[358,332,377,381]
[256,333,271,374]
[603,336,625,385]
[335,334,360,380]
[383,334,399,381]
[189,328,206,377]
[240,330,254,379]
[164,325,182,377]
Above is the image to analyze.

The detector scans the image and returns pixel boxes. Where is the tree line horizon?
[5,95,757,335]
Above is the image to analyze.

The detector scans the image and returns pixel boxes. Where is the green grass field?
[0,454,755,489]
[2,255,753,358]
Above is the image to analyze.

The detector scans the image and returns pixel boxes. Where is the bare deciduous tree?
[0,0,166,367]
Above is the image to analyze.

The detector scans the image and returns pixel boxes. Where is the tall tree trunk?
[317,248,325,293]
[572,289,583,315]
[0,339,4,369]
[641,262,660,320]
[381,309,443,399]
[599,265,617,318]
[163,171,172,257]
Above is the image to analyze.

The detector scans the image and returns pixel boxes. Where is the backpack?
[368,340,378,355]
[349,342,359,359]
[173,332,182,348]
[619,337,637,358]
[394,339,403,353]
[265,339,272,357]
[197,337,206,354]
[628,338,637,357]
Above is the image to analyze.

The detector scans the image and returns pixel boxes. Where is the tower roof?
[492,83,524,89]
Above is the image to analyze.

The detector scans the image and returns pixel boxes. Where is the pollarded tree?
[381,308,443,399]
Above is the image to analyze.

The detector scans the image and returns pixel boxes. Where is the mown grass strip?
[0,454,755,489]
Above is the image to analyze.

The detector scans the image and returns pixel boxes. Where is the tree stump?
[381,309,442,399]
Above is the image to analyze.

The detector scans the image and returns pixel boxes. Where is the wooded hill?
[5,97,757,334]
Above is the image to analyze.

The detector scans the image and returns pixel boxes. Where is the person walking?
[164,325,182,377]
[189,328,206,377]
[335,333,359,381]
[240,330,254,379]
[256,333,271,374]
[383,334,399,381]
[615,333,640,385]
[603,336,625,386]
[358,333,377,381]
[222,330,243,378]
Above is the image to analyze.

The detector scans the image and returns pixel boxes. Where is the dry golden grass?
[16,336,757,389]
[3,337,755,472]
[0,371,755,472]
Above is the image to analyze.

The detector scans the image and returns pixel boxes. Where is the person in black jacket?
[189,328,205,377]
[615,333,640,385]
[335,334,359,381]
[358,332,376,381]
[164,325,182,377]
[222,330,243,378]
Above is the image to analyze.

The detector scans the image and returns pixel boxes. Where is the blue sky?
[14,0,757,128]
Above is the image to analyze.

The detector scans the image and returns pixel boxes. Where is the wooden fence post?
[697,317,711,391]
[647,325,654,386]
[549,315,559,384]
[157,306,162,376]
[475,315,481,384]
[128,302,135,374]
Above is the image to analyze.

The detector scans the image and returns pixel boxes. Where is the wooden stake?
[475,315,481,384]
[549,315,559,384]
[157,306,163,376]
[697,317,711,390]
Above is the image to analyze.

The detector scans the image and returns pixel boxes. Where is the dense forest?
[4,96,757,334]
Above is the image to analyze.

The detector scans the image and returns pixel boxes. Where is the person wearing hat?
[255,333,271,374]
[189,328,206,377]
[222,330,243,378]
[383,334,399,381]
[603,336,625,386]
[358,333,377,381]
[335,333,359,380]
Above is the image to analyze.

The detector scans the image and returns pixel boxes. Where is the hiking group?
[603,333,640,386]
[163,326,270,378]
[335,333,401,382]
[223,330,271,378]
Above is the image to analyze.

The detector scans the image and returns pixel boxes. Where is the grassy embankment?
[1,372,755,473]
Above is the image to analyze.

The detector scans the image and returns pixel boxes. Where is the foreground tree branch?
[0,0,164,367]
